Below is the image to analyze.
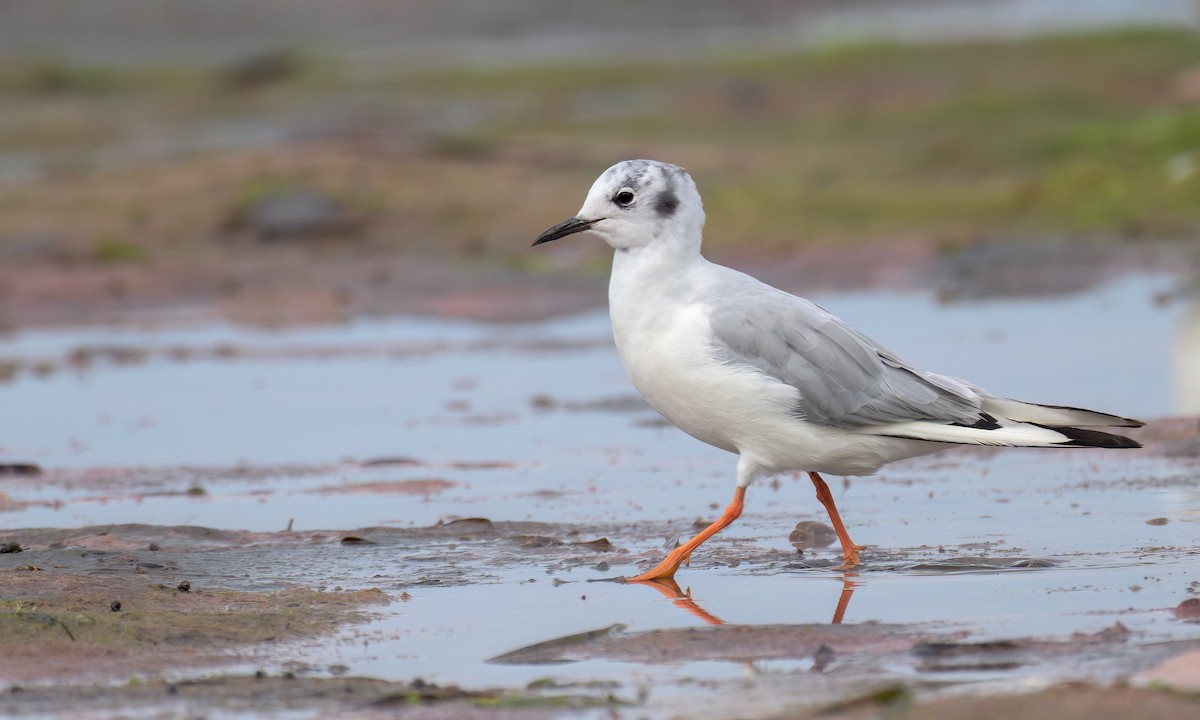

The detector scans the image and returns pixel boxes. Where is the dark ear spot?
[654,190,679,217]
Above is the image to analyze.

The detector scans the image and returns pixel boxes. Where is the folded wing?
[707,288,1142,448]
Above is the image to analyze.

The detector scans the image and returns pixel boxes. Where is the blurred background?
[1,5,1199,704]
[2,0,1199,331]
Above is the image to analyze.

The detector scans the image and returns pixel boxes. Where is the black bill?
[533,217,600,246]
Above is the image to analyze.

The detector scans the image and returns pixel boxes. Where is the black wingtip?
[952,412,1002,431]
[1041,424,1142,449]
[1102,414,1144,429]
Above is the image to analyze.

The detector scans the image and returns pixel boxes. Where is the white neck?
[609,236,709,323]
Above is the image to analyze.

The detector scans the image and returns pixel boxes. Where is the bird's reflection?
[628,572,862,626]
[831,572,861,624]
[626,577,726,625]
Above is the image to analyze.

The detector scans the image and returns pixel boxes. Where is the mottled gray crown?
[601,159,690,218]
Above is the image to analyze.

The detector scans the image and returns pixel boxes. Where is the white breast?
[610,290,797,455]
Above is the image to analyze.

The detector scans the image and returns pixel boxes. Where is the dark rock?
[220,50,304,91]
[0,463,42,476]
[1175,598,1200,622]
[226,189,363,243]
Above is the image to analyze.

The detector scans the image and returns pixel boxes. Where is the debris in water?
[360,456,423,467]
[0,464,41,476]
[340,536,377,546]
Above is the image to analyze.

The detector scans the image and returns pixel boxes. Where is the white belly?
[610,303,942,476]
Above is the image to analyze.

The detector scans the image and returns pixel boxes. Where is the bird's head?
[533,159,705,253]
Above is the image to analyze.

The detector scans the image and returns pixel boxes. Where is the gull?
[534,159,1143,582]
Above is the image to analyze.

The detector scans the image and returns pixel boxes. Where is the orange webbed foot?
[626,486,746,582]
[627,549,686,582]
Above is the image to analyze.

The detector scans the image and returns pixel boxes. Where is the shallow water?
[1,273,1198,715]
[1,273,1190,469]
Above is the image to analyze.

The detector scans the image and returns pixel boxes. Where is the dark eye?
[614,189,636,206]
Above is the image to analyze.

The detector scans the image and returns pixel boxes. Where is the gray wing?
[708,291,985,429]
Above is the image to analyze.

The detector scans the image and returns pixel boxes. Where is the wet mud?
[0,565,386,684]
[0,674,623,720]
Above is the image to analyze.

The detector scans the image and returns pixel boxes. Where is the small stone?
[1175,598,1200,621]
[1146,517,1169,526]
[110,600,122,612]
[789,521,837,550]
[577,537,612,551]
[177,580,191,592]
[813,644,836,671]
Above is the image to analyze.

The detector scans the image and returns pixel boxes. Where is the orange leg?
[808,472,864,566]
[627,486,746,582]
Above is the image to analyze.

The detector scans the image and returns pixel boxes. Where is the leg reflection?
[627,572,863,626]
[625,577,725,625]
[832,572,860,625]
